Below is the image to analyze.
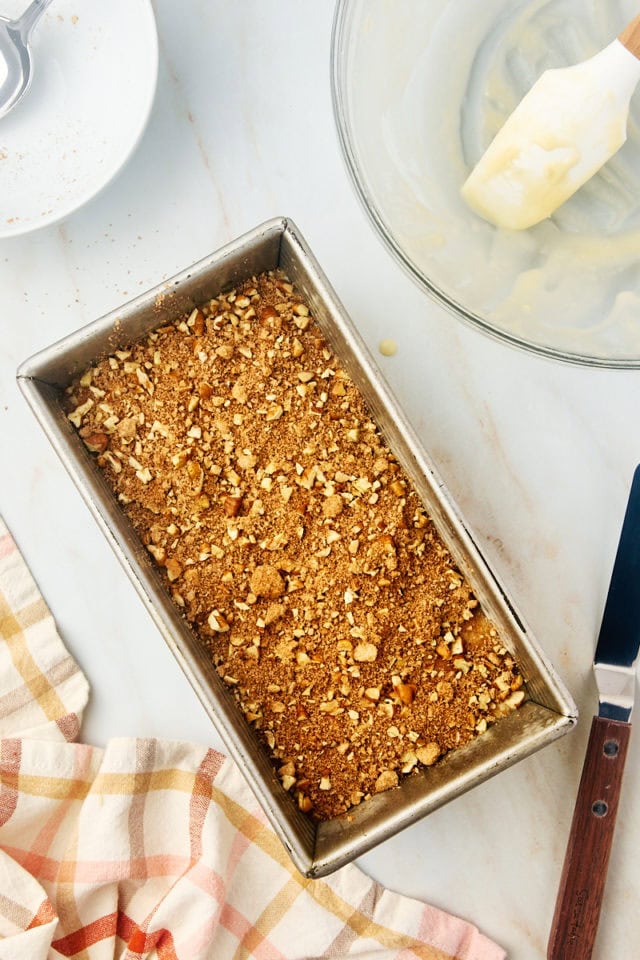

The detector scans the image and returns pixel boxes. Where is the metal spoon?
[0,0,55,121]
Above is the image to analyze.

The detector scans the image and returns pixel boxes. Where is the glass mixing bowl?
[331,0,640,367]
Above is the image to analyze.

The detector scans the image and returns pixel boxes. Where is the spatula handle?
[547,716,631,960]
[619,14,640,60]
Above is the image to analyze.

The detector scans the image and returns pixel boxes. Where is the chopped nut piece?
[223,496,242,518]
[416,743,441,767]
[400,750,418,773]
[353,642,378,663]
[136,368,154,394]
[208,610,229,633]
[265,403,284,422]
[396,682,416,705]
[451,637,464,655]
[101,452,121,473]
[374,770,398,793]
[264,603,285,626]
[82,432,109,454]
[147,544,166,565]
[68,398,94,427]
[237,452,256,471]
[165,558,182,582]
[232,380,248,403]
[187,461,204,494]
[505,690,525,708]
[116,417,137,440]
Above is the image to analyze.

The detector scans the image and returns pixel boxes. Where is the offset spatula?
[548,466,640,960]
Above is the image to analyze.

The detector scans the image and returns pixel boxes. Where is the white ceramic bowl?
[332,0,640,367]
[0,0,158,238]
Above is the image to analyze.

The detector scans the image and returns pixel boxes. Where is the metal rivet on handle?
[592,800,608,817]
[603,740,619,757]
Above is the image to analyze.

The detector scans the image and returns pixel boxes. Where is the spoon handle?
[619,13,640,59]
[14,0,55,40]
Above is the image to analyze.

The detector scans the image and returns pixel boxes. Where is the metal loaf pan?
[17,217,577,877]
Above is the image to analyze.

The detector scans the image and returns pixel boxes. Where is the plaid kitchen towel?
[0,516,505,960]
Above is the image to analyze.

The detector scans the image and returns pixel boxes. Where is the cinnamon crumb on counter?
[65,271,525,820]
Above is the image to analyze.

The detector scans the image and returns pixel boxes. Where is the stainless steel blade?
[594,465,640,722]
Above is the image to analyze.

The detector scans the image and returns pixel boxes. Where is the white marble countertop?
[1,2,639,958]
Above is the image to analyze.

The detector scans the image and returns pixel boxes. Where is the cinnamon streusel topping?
[65,272,525,820]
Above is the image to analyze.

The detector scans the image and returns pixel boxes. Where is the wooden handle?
[619,14,640,59]
[547,716,631,960]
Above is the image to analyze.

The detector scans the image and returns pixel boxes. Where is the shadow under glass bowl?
[331,0,640,368]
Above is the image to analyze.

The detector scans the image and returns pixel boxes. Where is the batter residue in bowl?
[342,0,640,360]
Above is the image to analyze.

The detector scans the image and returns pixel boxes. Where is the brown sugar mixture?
[65,271,525,820]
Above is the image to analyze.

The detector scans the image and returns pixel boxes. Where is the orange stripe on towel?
[27,898,57,929]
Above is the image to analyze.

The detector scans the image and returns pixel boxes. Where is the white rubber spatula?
[461,15,640,230]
